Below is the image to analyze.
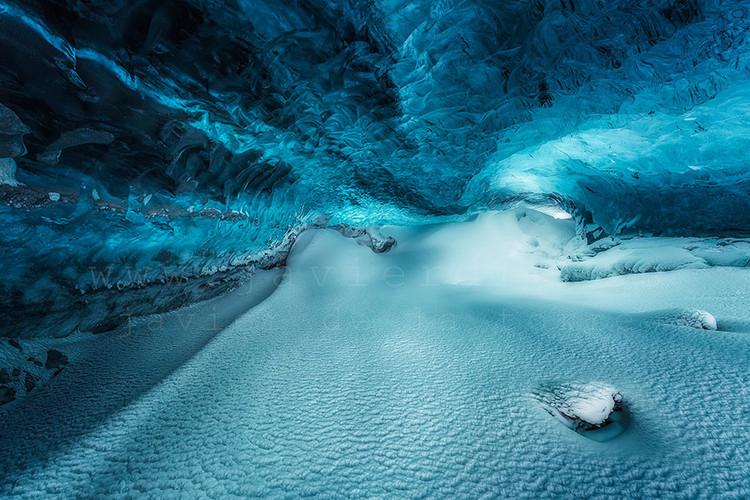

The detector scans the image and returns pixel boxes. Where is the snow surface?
[566,386,617,426]
[1,214,750,497]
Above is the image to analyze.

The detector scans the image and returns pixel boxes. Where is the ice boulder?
[534,382,627,440]
[655,308,718,331]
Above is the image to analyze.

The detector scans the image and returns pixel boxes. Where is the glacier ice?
[0,157,19,186]
[1,1,750,337]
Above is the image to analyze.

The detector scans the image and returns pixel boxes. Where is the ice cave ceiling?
[2,0,750,336]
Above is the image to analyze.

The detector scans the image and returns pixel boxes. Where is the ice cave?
[1,0,750,497]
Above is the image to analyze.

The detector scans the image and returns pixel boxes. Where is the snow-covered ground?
[1,210,750,498]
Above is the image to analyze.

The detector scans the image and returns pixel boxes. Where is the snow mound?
[389,208,579,291]
[534,382,626,437]
[653,308,718,331]
[560,245,707,282]
[559,238,750,282]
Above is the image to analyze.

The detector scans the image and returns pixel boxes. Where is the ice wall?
[1,0,749,336]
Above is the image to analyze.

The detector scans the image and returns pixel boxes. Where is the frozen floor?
[1,213,750,498]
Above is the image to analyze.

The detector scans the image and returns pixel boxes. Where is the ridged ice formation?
[1,0,750,336]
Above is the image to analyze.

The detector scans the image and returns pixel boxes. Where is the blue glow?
[1,0,749,337]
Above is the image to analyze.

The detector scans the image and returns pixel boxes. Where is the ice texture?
[2,1,750,336]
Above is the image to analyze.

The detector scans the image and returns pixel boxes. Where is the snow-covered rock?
[534,382,625,433]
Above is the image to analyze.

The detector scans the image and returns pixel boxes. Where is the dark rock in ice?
[11,368,20,380]
[7,338,21,350]
[23,371,36,393]
[0,368,9,384]
[44,349,69,370]
[332,225,397,253]
[366,233,397,254]
[534,382,628,441]
[0,184,57,208]
[0,385,15,405]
